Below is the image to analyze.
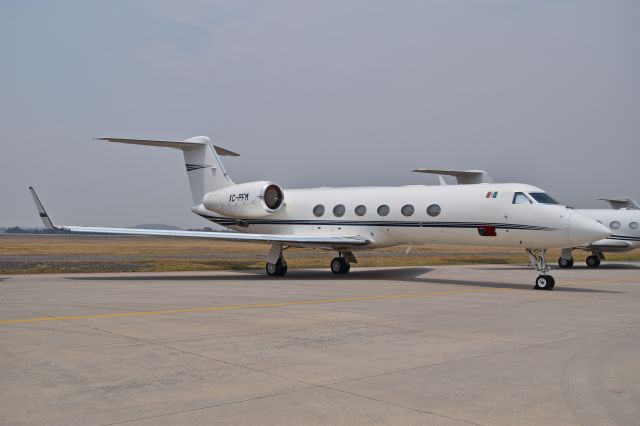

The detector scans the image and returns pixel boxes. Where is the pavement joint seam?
[318,384,485,426]
[76,322,483,426]
[101,387,313,426]
[321,322,640,388]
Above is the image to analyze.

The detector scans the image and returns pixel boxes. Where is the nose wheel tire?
[330,257,350,274]
[586,255,601,268]
[535,275,555,290]
[558,257,574,268]
[266,259,288,276]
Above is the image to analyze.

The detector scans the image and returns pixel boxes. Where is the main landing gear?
[558,248,574,268]
[331,251,356,274]
[264,245,358,277]
[586,252,603,267]
[527,248,555,290]
[558,257,574,268]
[557,249,603,268]
[330,257,350,274]
[266,257,288,276]
[266,243,288,276]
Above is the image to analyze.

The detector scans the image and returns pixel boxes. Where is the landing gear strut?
[527,248,555,290]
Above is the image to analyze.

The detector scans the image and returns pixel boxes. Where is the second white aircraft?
[30,136,610,290]
[558,197,640,268]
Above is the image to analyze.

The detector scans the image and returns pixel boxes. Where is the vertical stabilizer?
[96,136,238,205]
[181,136,235,204]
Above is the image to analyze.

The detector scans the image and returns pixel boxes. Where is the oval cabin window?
[354,205,367,216]
[427,204,441,217]
[377,205,390,216]
[401,204,414,217]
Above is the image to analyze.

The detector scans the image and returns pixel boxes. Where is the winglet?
[29,187,56,229]
[412,169,493,185]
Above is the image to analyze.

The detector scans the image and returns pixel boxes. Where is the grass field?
[1,234,639,274]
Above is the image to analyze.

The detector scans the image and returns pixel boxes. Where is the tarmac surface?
[1,264,639,425]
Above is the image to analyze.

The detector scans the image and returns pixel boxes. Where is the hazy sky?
[2,0,639,228]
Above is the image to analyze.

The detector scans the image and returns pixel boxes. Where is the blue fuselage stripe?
[196,214,556,231]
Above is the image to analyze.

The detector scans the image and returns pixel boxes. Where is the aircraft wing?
[29,187,370,249]
[412,169,493,185]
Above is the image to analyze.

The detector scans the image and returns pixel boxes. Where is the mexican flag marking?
[486,191,498,198]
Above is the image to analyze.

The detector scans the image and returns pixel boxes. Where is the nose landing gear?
[527,249,555,290]
[535,274,555,290]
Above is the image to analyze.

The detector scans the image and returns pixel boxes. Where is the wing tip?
[28,186,56,229]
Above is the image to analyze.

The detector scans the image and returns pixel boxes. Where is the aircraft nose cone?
[568,212,611,246]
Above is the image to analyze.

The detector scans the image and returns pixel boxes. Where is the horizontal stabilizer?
[597,197,640,210]
[413,169,493,185]
[578,239,632,250]
[95,137,240,156]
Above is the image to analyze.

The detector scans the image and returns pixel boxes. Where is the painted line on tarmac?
[559,277,634,286]
[0,288,509,325]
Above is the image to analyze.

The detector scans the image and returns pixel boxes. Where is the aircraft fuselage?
[193,182,606,251]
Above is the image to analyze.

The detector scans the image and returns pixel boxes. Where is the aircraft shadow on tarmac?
[68,267,620,293]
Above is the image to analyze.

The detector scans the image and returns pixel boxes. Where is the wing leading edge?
[28,187,370,248]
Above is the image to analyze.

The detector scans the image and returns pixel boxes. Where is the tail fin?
[96,136,238,204]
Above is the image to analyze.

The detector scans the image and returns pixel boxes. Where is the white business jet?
[29,136,610,290]
[557,197,640,268]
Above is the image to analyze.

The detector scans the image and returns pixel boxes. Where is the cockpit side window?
[529,192,559,205]
[512,192,531,204]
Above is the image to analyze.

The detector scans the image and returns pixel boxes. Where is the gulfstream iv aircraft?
[558,197,640,268]
[29,136,610,290]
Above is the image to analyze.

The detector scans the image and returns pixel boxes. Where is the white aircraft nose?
[568,212,611,246]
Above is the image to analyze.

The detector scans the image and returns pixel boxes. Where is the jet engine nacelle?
[202,181,284,218]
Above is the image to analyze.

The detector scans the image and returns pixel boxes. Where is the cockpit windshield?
[528,192,559,205]
[512,192,531,204]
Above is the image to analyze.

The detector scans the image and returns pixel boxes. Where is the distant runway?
[1,264,639,425]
